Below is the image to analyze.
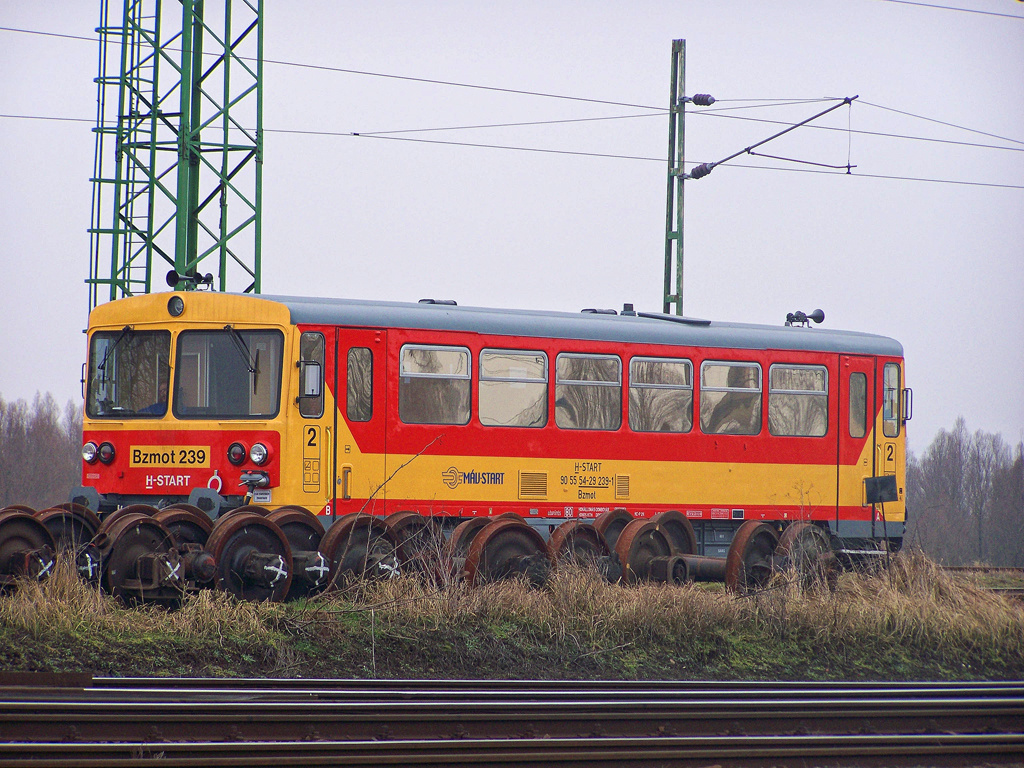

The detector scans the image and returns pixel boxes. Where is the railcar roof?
[268,294,904,357]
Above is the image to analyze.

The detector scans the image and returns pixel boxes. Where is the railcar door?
[332,328,388,517]
[837,356,877,539]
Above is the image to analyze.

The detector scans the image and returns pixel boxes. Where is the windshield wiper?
[223,325,260,394]
[97,325,134,381]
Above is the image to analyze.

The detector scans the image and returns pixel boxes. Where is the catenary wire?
[876,0,1024,20]
[2,112,1021,189]
[346,132,1024,189]
[3,24,1021,148]
[695,112,1024,153]
[858,100,1024,146]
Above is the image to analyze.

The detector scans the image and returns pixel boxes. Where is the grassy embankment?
[1,551,1022,680]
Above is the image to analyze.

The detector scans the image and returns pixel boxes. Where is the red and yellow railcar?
[68,291,910,594]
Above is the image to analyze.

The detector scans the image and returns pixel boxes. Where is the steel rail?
[1,680,1021,750]
[1,733,1023,767]
[13,684,1024,702]
[87,675,1024,695]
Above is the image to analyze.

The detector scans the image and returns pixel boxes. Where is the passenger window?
[883,363,900,437]
[849,372,867,439]
[700,362,761,435]
[629,357,692,433]
[299,332,325,418]
[768,365,827,437]
[399,345,471,425]
[479,350,547,427]
[555,354,621,430]
[347,347,373,422]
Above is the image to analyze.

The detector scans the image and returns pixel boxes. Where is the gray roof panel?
[264,294,904,357]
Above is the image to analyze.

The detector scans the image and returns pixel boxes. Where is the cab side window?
[883,363,901,437]
[299,332,325,418]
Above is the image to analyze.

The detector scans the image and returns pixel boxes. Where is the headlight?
[82,442,99,464]
[167,295,185,317]
[98,442,116,465]
[249,442,269,466]
[227,442,247,466]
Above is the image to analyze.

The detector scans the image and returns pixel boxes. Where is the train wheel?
[465,518,551,587]
[154,505,214,548]
[35,505,101,551]
[95,504,158,538]
[614,518,674,584]
[319,514,399,586]
[384,511,438,571]
[547,521,621,582]
[213,504,269,527]
[267,507,324,550]
[443,517,492,582]
[0,511,56,586]
[2,505,38,516]
[267,507,329,599]
[650,510,698,556]
[725,521,780,593]
[205,512,293,602]
[593,508,633,553]
[99,513,183,604]
[776,522,836,590]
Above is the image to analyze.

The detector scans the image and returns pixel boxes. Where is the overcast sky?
[1,0,1021,452]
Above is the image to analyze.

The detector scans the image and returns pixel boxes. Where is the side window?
[849,372,867,439]
[298,332,325,418]
[399,345,471,425]
[479,350,548,427]
[629,357,692,433]
[883,363,900,437]
[700,361,762,435]
[555,353,621,430]
[768,364,827,437]
[347,347,373,422]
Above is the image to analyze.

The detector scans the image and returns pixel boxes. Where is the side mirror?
[299,361,322,398]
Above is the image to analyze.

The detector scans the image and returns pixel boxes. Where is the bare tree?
[0,393,83,511]
[907,419,1021,566]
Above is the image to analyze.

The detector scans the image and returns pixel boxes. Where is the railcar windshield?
[173,328,283,419]
[86,328,172,418]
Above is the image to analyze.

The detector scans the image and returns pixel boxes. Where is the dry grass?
[2,549,1021,679]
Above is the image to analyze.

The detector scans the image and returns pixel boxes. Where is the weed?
[0,549,1021,680]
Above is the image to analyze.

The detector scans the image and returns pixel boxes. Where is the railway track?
[0,677,1021,766]
[941,565,1024,600]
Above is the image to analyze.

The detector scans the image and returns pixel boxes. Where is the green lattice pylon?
[88,0,263,310]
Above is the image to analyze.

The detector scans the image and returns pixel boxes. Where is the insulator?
[689,162,714,180]
[691,93,716,106]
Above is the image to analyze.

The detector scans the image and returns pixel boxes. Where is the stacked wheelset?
[0,504,836,602]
